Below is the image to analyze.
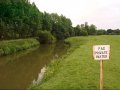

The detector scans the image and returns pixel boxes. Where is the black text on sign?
[93,45,110,60]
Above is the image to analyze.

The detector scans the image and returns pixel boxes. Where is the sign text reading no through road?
[93,45,110,60]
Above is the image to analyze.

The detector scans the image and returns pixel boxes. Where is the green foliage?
[0,38,39,56]
[38,30,56,44]
[0,0,42,39]
[96,29,107,35]
[107,29,120,35]
[74,22,97,36]
[88,24,97,35]
[107,29,113,35]
[0,1,74,40]
[80,30,88,36]
[97,29,120,35]
[74,25,81,36]
[74,24,88,36]
[50,13,73,40]
[0,0,119,41]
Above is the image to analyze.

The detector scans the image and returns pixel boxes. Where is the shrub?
[38,30,56,44]
[96,30,106,35]
[3,47,11,55]
[80,30,88,36]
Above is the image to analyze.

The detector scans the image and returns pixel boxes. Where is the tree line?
[97,29,120,35]
[0,0,120,40]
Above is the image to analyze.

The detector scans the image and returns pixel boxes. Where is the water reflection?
[32,67,46,85]
[0,42,68,89]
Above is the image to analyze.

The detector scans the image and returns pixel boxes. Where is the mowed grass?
[30,35,120,90]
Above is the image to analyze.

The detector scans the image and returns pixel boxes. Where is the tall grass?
[0,38,40,56]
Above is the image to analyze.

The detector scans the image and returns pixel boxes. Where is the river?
[0,42,68,89]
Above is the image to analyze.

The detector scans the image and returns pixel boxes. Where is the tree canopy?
[0,1,119,40]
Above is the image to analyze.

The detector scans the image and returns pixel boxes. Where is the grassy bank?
[0,38,40,56]
[29,35,120,90]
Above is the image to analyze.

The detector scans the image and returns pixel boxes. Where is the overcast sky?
[30,0,120,29]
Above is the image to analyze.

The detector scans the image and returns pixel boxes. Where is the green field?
[30,35,120,90]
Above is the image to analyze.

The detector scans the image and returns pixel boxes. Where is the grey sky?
[30,0,120,29]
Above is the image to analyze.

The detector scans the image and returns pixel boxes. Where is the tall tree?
[88,24,97,35]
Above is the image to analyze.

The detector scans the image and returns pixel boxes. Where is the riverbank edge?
[28,37,83,89]
[0,38,40,56]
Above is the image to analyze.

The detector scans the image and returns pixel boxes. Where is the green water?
[0,42,68,89]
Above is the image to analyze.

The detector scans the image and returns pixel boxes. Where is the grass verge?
[0,38,40,56]
[29,35,120,90]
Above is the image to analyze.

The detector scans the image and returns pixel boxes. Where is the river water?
[0,42,68,89]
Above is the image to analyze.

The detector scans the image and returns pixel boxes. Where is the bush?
[80,30,88,36]
[38,30,56,44]
[96,30,106,35]
[3,47,11,55]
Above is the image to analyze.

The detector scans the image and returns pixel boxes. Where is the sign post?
[100,60,103,90]
[93,45,110,90]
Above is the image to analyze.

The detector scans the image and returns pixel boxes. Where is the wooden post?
[100,60,103,90]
